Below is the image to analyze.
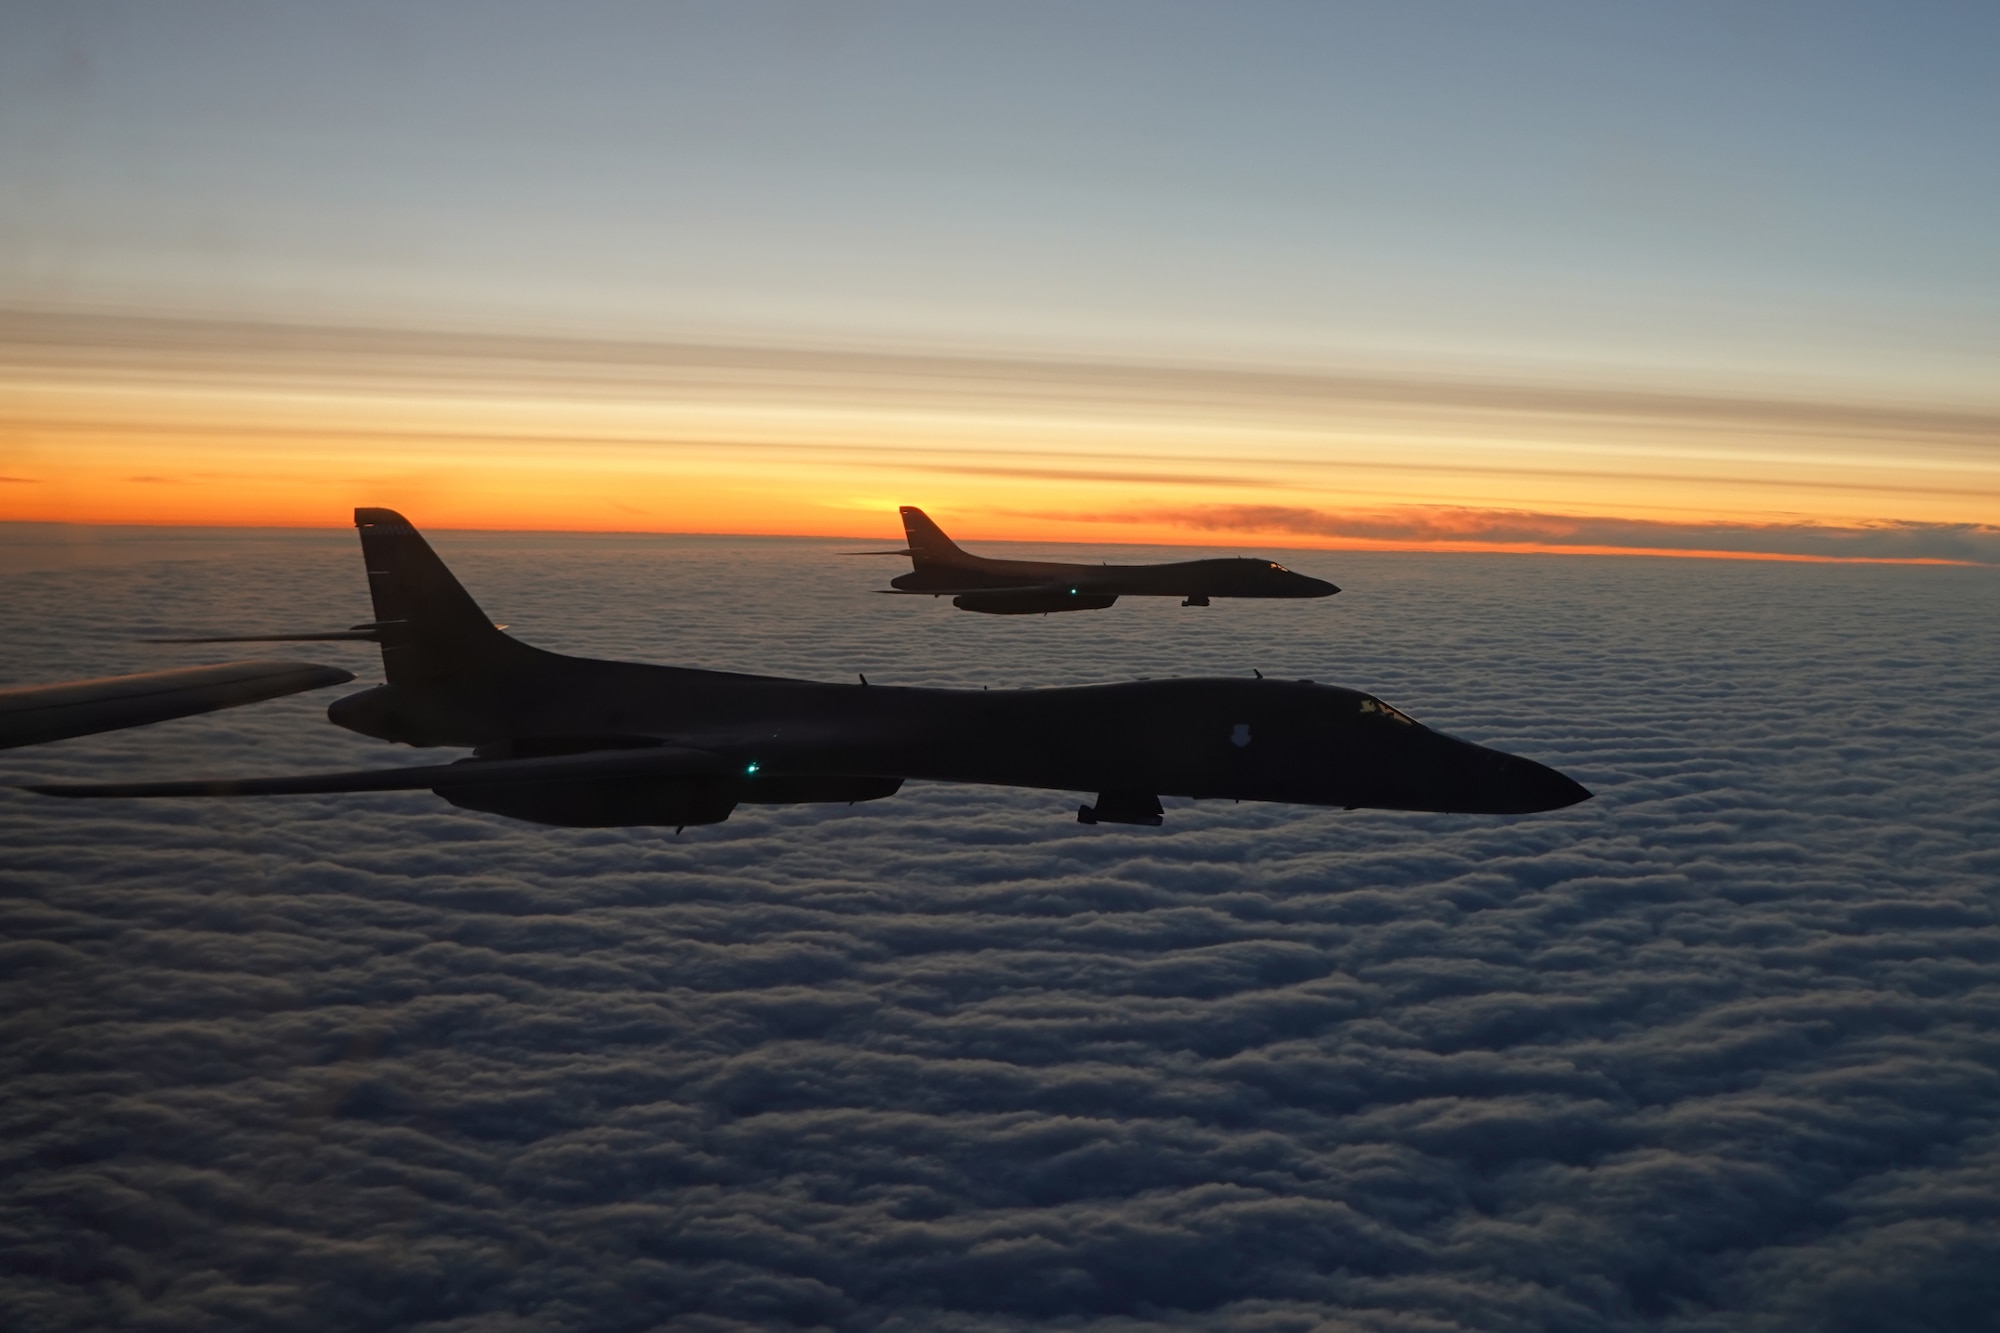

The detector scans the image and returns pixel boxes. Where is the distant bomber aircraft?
[22,509,1589,829]
[865,506,1339,613]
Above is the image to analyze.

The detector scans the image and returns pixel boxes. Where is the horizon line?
[0,517,1984,568]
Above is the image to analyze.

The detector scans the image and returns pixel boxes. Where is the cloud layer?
[3,528,1998,1331]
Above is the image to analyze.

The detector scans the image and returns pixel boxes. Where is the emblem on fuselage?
[1230,723,1252,748]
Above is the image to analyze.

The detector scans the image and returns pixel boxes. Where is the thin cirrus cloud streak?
[2,309,1997,560]
[1121,505,2000,567]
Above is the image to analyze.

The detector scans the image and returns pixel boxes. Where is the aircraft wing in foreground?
[0,660,355,751]
[21,509,1587,829]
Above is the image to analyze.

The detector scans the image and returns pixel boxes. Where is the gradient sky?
[3,1,1998,556]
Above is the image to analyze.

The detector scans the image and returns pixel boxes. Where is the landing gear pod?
[1078,791,1164,826]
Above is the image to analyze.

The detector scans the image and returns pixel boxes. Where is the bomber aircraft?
[21,509,1589,829]
[865,506,1339,613]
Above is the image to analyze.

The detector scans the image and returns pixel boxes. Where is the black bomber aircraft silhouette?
[21,509,1590,829]
[863,506,1339,612]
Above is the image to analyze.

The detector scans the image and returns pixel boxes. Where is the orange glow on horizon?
[0,504,1976,568]
[4,311,1997,567]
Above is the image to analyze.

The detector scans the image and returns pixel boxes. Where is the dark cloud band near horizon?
[1130,505,2000,566]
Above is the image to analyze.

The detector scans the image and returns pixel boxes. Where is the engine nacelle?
[953,589,1118,615]
[740,775,903,805]
[435,775,740,828]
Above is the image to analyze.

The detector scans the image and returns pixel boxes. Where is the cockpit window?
[1359,696,1416,725]
[1268,562,1289,572]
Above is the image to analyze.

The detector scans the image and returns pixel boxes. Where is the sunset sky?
[3,2,1997,561]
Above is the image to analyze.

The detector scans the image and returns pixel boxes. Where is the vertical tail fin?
[355,509,519,684]
[899,506,975,570]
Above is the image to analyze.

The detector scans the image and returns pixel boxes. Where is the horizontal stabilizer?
[19,743,728,798]
[839,549,916,556]
[0,660,355,751]
[146,631,382,644]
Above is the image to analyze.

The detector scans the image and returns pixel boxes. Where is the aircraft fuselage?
[329,655,1587,816]
[891,554,1336,599]
[880,507,1337,612]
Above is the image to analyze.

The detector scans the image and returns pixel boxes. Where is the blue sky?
[5,1,1998,398]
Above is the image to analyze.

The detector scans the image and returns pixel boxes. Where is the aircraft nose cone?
[1435,737,1592,813]
[1488,753,1592,813]
[1298,575,1340,597]
[1518,759,1592,811]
